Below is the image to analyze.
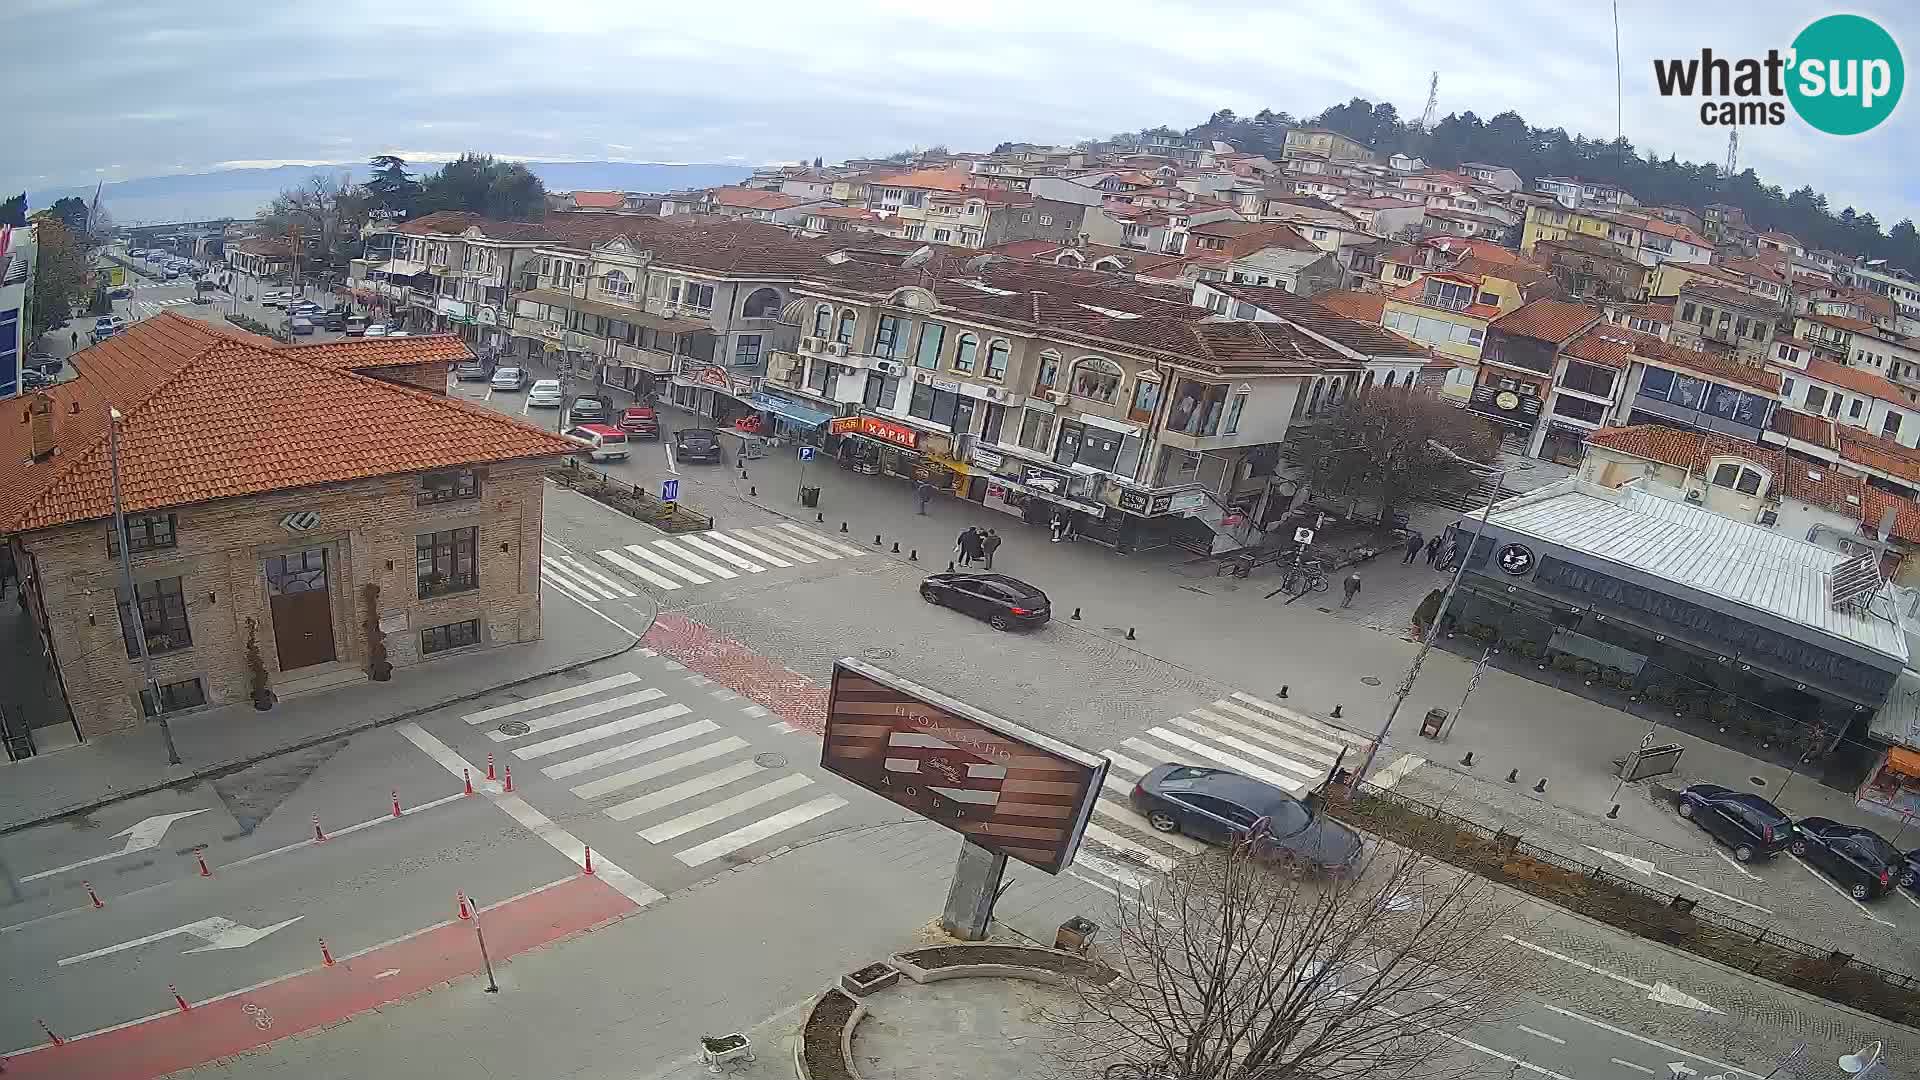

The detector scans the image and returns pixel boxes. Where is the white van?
[564,424,631,462]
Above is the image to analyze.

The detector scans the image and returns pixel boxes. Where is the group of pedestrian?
[1048,511,1077,543]
[1400,530,1456,569]
[956,527,1002,569]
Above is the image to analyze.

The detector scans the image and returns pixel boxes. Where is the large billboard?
[821,659,1106,875]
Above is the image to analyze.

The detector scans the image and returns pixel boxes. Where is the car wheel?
[1789,839,1808,856]
[1147,810,1179,834]
[1733,845,1754,863]
[1901,869,1916,888]
[920,587,941,605]
[1850,882,1871,900]
[988,614,1011,631]
[1677,800,1694,819]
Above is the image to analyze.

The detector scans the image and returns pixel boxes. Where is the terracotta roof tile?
[1489,299,1602,344]
[568,190,626,209]
[1634,335,1782,392]
[1768,408,1837,449]
[1781,461,1869,518]
[710,187,806,210]
[1803,356,1905,400]
[1313,289,1386,322]
[1204,283,1424,356]
[1563,326,1637,369]
[1837,428,1920,484]
[1586,424,1785,478]
[0,313,579,534]
[1858,485,1920,544]
[1804,312,1878,334]
[1679,282,1777,311]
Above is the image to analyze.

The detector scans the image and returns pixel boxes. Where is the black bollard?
[1071,607,1082,620]
[1459,751,1474,767]
[1505,768,1519,784]
[947,561,955,572]
[891,542,900,553]
[749,485,757,496]
[874,534,882,546]
[909,549,917,561]
[817,512,825,523]
[1331,704,1342,719]
[840,522,849,533]
[1532,777,1548,793]
[1277,685,1288,698]
[1606,803,1620,819]
[1126,627,1136,640]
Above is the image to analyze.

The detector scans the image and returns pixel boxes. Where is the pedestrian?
[965,529,986,565]
[957,527,979,566]
[915,480,933,515]
[70,329,78,349]
[1424,534,1443,566]
[1341,571,1362,609]
[1049,511,1067,543]
[1402,531,1424,564]
[981,529,1001,570]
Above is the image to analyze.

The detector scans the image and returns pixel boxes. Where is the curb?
[0,629,645,839]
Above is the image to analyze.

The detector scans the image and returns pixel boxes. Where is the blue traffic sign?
[661,478,680,502]
[799,446,816,461]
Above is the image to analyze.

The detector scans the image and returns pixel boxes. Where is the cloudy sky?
[3,0,1914,223]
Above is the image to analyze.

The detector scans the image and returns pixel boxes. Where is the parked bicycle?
[1280,558,1330,594]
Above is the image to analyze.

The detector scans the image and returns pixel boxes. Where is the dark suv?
[1676,784,1792,862]
[566,396,610,425]
[1792,818,1900,899]
[674,427,725,464]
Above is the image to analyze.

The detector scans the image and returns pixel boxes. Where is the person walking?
[1049,511,1067,543]
[956,527,979,566]
[70,329,79,350]
[1424,534,1443,566]
[1402,531,1424,564]
[915,480,933,515]
[981,529,1002,570]
[1341,571,1362,609]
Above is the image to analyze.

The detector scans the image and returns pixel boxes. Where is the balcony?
[615,341,675,374]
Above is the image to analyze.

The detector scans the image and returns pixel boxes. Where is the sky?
[2,0,1915,226]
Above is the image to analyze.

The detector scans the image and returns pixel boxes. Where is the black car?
[454,360,492,381]
[919,573,1050,631]
[674,427,725,464]
[567,396,611,425]
[1791,817,1900,899]
[1676,784,1793,862]
[1129,764,1364,874]
[1900,849,1920,891]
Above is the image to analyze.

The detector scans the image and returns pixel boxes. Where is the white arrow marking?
[1669,1063,1698,1079]
[22,809,212,882]
[57,915,302,966]
[1504,936,1722,1014]
[1585,847,1773,915]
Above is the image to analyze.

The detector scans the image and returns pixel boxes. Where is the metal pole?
[470,890,499,993]
[108,409,181,766]
[796,451,809,503]
[1353,462,1508,787]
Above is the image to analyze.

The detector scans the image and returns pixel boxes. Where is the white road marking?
[1514,1025,1565,1045]
[1538,1005,1763,1079]
[1190,707,1338,764]
[220,792,468,871]
[541,557,612,600]
[678,533,765,573]
[623,542,711,584]
[1082,823,1175,872]
[1229,693,1370,743]
[541,569,601,604]
[638,773,815,842]
[1502,936,1720,1013]
[1787,852,1896,926]
[22,809,212,882]
[557,555,637,598]
[485,688,666,741]
[1102,750,1151,778]
[1713,849,1761,879]
[1212,699,1355,754]
[463,672,640,725]
[374,968,401,980]
[395,723,662,907]
[1120,737,1188,769]
[774,522,863,557]
[1094,798,1206,853]
[565,733,744,793]
[603,759,763,820]
[674,795,847,866]
[512,704,694,759]
[651,538,737,579]
[723,529,814,564]
[746,525,839,560]
[1164,717,1323,781]
[1070,849,1155,892]
[701,530,791,567]
[1145,727,1308,795]
[1611,1059,1656,1075]
[541,533,573,555]
[595,548,683,591]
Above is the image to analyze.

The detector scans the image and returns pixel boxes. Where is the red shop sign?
[697,366,731,388]
[860,416,919,450]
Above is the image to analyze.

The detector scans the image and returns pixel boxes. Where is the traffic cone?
[503,766,513,792]
[584,846,595,875]
[170,984,191,1012]
[457,891,472,921]
[196,852,212,878]
[312,814,326,842]
[486,752,496,781]
[464,768,473,796]
[38,1019,62,1046]
[84,881,104,909]
[320,938,335,967]
[392,789,403,818]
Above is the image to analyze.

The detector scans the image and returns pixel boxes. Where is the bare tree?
[1290,387,1498,526]
[257,172,367,273]
[1045,840,1542,1080]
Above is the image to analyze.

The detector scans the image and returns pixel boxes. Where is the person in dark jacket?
[1424,534,1443,565]
[1341,571,1363,608]
[981,530,1002,570]
[1403,531,1424,564]
[957,527,979,565]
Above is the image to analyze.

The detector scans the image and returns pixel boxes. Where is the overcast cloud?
[2,0,1914,225]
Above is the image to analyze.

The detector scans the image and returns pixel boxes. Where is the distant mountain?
[27,161,753,226]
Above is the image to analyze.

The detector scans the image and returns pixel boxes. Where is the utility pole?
[1419,71,1440,132]
[1724,129,1739,178]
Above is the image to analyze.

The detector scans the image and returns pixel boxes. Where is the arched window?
[836,309,857,345]
[1363,370,1377,391]
[602,269,633,299]
[1070,357,1124,403]
[812,304,832,337]
[953,334,978,374]
[742,287,782,319]
[985,340,1010,380]
[1035,350,1061,389]
[1383,371,1398,388]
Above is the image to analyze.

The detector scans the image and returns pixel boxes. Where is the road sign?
[1293,527,1315,545]
[799,446,815,461]
[57,915,303,966]
[661,478,679,503]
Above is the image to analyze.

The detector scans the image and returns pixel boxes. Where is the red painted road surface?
[645,612,828,734]
[1,874,634,1080]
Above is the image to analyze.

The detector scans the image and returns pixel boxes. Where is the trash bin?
[1419,708,1446,739]
[800,486,821,508]
[1055,916,1098,954]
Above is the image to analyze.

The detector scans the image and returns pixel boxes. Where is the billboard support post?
[941,839,1008,941]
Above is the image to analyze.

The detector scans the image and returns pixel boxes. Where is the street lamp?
[1350,441,1531,787]
[1840,1041,1886,1079]
[108,408,183,767]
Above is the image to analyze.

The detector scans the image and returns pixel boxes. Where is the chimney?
[25,393,54,460]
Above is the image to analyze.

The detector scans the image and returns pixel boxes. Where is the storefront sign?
[1116,489,1149,514]
[697,366,731,389]
[1149,493,1174,515]
[435,297,469,318]
[829,416,864,435]
[1496,543,1536,576]
[859,416,919,450]
[476,305,498,326]
[970,447,1004,472]
[931,378,962,393]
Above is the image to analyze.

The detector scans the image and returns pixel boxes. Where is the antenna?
[1419,71,1440,131]
[1613,0,1623,141]
[1724,129,1740,178]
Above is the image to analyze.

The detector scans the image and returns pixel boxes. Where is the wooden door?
[265,548,336,671]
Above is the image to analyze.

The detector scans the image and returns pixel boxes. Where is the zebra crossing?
[539,523,869,603]
[461,669,850,868]
[1065,692,1425,894]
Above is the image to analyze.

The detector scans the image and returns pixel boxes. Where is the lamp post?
[1351,442,1530,788]
[108,408,182,767]
[1839,1041,1886,1080]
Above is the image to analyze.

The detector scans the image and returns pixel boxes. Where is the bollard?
[874,534,882,546]
[312,814,327,842]
[1607,803,1621,820]
[909,549,918,561]
[584,846,595,876]
[392,789,403,818]
[817,512,825,523]
[487,752,496,781]
[1071,607,1082,620]
[457,891,472,921]
[84,881,104,909]
[1126,627,1136,640]
[749,485,757,496]
[1278,685,1289,698]
[947,561,955,572]
[196,851,213,878]
[1459,751,1474,768]
[503,766,513,793]
[37,1019,62,1046]
[891,541,900,553]
[840,522,849,533]
[1505,768,1519,784]
[320,938,335,967]
[1331,704,1343,719]
[170,984,191,1013]
[464,768,474,796]
[1533,777,1548,793]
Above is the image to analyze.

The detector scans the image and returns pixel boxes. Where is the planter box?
[840,962,900,997]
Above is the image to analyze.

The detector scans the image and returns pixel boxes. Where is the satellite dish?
[963,254,1006,273]
[900,245,935,269]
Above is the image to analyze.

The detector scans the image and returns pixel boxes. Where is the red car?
[618,406,660,439]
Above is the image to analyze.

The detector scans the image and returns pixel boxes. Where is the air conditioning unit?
[799,336,818,351]
[1046,390,1070,405]
[872,359,906,377]
[983,386,1009,402]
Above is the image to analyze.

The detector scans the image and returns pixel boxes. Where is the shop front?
[671,364,760,426]
[748,389,836,442]
[968,445,1112,535]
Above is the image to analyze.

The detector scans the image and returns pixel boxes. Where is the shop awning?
[749,393,832,429]
[1888,746,1920,776]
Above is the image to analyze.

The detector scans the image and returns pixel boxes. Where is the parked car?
[453,360,491,382]
[261,292,288,308]
[107,286,132,300]
[319,311,347,331]
[362,323,388,338]
[490,367,528,391]
[287,316,316,336]
[673,426,725,464]
[1900,849,1920,891]
[564,424,631,462]
[918,572,1050,631]
[1791,818,1901,899]
[566,396,610,425]
[617,405,659,438]
[1676,784,1794,862]
[91,315,126,343]
[527,379,564,408]
[343,317,369,337]
[1129,764,1364,874]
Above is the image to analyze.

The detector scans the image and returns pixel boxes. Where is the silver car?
[490,366,528,391]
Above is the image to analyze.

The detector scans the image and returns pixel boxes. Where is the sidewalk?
[0,590,638,835]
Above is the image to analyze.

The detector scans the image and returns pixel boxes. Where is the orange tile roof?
[1489,299,1601,344]
[868,167,979,193]
[710,187,806,210]
[1314,289,1386,322]
[1634,335,1782,392]
[569,190,626,209]
[1780,461,1871,519]
[0,313,579,534]
[1563,325,1638,369]
[282,335,471,370]
[1680,282,1776,311]
[1837,428,1920,484]
[1768,408,1837,449]
[1802,356,1906,401]
[1857,485,1920,544]
[1804,312,1878,335]
[1586,424,1786,477]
